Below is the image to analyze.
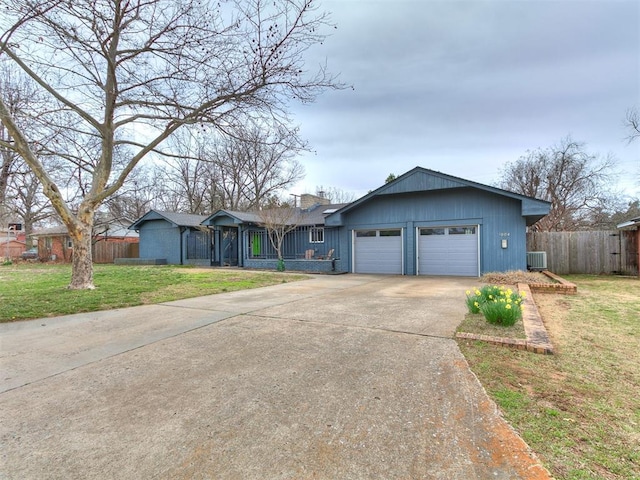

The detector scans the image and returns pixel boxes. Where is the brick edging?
[528,271,577,294]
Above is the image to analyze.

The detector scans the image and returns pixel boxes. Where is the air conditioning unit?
[527,251,547,271]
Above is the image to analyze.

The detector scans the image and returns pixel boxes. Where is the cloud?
[290,0,640,198]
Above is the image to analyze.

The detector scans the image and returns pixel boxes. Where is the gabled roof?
[202,209,264,226]
[326,167,551,226]
[129,210,208,230]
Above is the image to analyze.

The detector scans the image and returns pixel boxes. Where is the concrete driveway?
[0,274,550,479]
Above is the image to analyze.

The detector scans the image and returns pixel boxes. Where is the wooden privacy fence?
[92,242,139,264]
[527,230,638,275]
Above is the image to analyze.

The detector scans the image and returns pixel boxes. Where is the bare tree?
[5,164,52,246]
[315,185,356,204]
[207,125,305,210]
[625,107,640,186]
[154,124,304,213]
[258,203,299,271]
[0,61,50,228]
[499,137,618,231]
[0,0,339,288]
[104,165,160,223]
[626,107,640,143]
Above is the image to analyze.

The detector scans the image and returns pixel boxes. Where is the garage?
[353,229,403,274]
[417,226,479,276]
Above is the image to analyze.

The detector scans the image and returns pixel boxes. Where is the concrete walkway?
[0,274,551,479]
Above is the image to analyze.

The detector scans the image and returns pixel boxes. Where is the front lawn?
[0,264,306,322]
[458,275,640,479]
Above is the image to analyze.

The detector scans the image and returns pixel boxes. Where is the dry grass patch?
[482,270,553,285]
[458,275,640,479]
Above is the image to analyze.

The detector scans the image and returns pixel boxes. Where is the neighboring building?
[32,221,139,262]
[132,167,551,276]
[1,238,27,259]
[617,215,640,278]
[1,221,28,259]
[30,225,73,262]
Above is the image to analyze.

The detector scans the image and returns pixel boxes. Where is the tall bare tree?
[499,137,618,231]
[0,61,49,228]
[626,107,640,143]
[0,0,339,288]
[5,164,52,246]
[314,185,355,204]
[625,107,640,186]
[104,165,160,223]
[207,125,304,210]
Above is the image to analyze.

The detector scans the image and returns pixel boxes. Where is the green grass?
[458,275,640,479]
[0,264,307,322]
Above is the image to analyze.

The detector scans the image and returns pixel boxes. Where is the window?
[379,229,401,237]
[420,228,445,236]
[309,227,324,243]
[66,237,73,248]
[449,227,476,235]
[356,230,376,237]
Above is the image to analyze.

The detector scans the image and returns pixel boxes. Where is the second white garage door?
[418,226,479,276]
[353,229,403,274]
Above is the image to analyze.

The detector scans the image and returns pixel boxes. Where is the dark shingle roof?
[129,210,208,229]
[298,204,350,225]
[153,211,208,227]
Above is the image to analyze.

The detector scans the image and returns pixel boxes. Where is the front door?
[221,226,239,266]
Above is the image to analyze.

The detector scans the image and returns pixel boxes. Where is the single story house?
[131,167,551,276]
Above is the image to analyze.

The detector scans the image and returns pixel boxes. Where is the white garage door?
[354,229,403,274]
[418,226,479,276]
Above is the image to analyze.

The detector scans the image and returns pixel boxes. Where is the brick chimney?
[300,193,330,210]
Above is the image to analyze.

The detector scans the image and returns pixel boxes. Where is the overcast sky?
[289,0,640,201]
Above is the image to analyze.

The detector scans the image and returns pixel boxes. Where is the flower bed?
[465,285,526,327]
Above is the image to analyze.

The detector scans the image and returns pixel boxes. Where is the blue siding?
[244,258,340,273]
[242,227,340,261]
[380,172,466,195]
[138,219,181,264]
[337,188,528,275]
[138,219,210,265]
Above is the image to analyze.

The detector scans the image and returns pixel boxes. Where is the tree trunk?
[68,211,95,290]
